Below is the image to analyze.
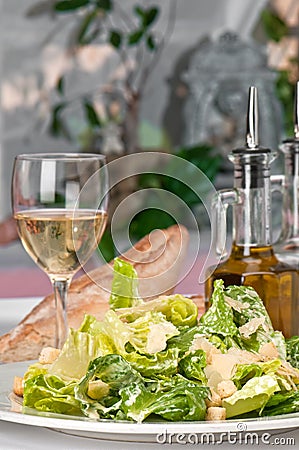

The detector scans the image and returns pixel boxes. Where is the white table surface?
[0,297,298,450]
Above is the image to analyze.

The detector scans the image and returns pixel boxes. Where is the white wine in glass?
[12,153,109,348]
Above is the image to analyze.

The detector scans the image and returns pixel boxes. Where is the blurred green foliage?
[43,0,160,140]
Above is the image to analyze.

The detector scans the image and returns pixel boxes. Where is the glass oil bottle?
[273,81,299,269]
[205,86,299,338]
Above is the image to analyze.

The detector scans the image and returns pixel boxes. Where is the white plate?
[0,361,299,443]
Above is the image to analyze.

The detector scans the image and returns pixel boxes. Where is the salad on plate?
[14,258,299,423]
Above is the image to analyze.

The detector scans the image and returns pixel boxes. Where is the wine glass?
[12,153,109,349]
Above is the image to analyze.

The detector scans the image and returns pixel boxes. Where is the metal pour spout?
[246,86,259,149]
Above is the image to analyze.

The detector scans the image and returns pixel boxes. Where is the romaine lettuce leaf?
[23,363,48,381]
[117,294,198,327]
[121,375,209,423]
[286,335,299,369]
[224,285,287,357]
[262,390,299,416]
[95,309,179,356]
[128,311,179,354]
[199,280,239,337]
[125,347,179,378]
[75,354,144,419]
[49,327,114,380]
[178,349,207,383]
[232,359,282,389]
[167,326,203,357]
[222,374,280,418]
[225,285,273,330]
[23,374,82,416]
[109,258,142,309]
[97,310,131,355]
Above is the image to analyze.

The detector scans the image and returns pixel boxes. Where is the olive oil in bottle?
[205,86,299,338]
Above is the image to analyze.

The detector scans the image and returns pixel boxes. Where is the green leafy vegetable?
[23,374,82,415]
[75,354,143,419]
[199,280,239,337]
[117,294,198,327]
[262,390,299,416]
[286,335,299,369]
[232,359,282,389]
[225,285,273,329]
[21,266,299,423]
[167,326,202,357]
[121,375,209,423]
[126,311,179,354]
[49,327,114,380]
[109,258,142,309]
[125,347,179,378]
[178,349,207,383]
[222,375,280,418]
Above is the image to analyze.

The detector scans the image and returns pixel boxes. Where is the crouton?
[216,380,237,399]
[13,376,24,397]
[87,380,110,400]
[206,406,226,421]
[205,389,222,407]
[39,346,60,364]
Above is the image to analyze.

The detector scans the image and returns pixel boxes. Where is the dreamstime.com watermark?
[155,423,296,445]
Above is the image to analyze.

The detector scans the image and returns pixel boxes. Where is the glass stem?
[52,278,71,349]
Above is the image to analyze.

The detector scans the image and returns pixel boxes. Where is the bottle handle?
[211,188,239,258]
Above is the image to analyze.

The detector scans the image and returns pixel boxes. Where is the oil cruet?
[273,81,299,269]
[205,86,299,338]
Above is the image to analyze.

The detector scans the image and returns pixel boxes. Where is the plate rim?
[1,361,299,437]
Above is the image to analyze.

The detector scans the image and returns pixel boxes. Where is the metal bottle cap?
[230,86,274,188]
[231,86,271,156]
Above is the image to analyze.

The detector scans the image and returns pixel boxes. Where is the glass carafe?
[273,81,299,268]
[205,87,299,338]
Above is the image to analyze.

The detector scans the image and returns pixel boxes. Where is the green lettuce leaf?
[224,285,287,358]
[121,374,209,423]
[125,347,179,378]
[262,390,299,416]
[127,311,179,354]
[178,349,207,383]
[23,363,48,381]
[23,373,82,416]
[167,326,202,357]
[225,285,273,330]
[222,374,280,418]
[75,354,144,419]
[49,326,114,380]
[117,294,198,327]
[199,280,239,337]
[97,310,131,355]
[109,257,142,309]
[94,309,179,357]
[232,359,282,389]
[286,335,299,369]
